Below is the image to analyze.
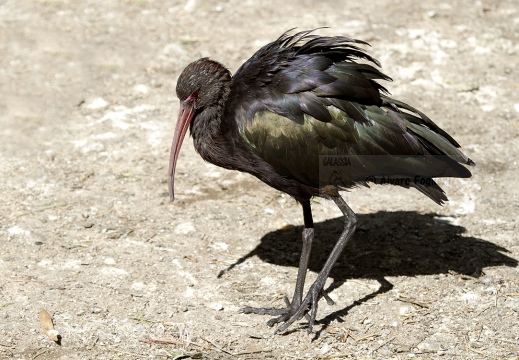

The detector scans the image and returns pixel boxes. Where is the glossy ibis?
[168,30,474,333]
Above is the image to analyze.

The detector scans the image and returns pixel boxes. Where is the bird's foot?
[240,285,334,334]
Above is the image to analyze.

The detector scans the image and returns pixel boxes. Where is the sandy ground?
[1,0,519,359]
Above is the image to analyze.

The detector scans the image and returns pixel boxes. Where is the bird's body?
[169,30,474,333]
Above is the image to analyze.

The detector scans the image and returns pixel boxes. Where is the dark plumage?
[168,30,474,333]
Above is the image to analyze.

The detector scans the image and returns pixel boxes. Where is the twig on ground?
[477,304,493,316]
[140,336,202,348]
[466,345,501,360]
[201,337,236,357]
[32,349,50,360]
[16,203,71,218]
[396,296,430,308]
[131,316,161,323]
[318,352,354,359]
[486,336,519,345]
[233,348,272,356]
[370,336,396,354]
[355,332,381,342]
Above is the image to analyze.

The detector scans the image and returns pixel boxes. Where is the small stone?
[44,149,56,161]
[211,242,228,251]
[174,222,196,235]
[131,282,146,291]
[272,215,288,229]
[85,97,109,110]
[480,277,494,284]
[418,341,440,352]
[319,344,331,355]
[208,303,224,311]
[378,348,392,357]
[104,257,116,265]
[106,231,122,239]
[106,228,133,239]
[183,0,196,12]
[481,104,494,112]
[131,84,150,97]
[460,293,478,301]
[82,222,94,229]
[399,305,414,316]
[100,267,128,277]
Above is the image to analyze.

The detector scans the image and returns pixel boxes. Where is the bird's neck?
[191,85,234,166]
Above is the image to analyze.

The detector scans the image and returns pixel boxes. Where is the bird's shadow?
[220,211,517,332]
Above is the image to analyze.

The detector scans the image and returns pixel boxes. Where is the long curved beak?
[168,101,195,201]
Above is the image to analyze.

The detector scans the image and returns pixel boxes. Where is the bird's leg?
[240,200,317,324]
[289,201,314,309]
[274,195,357,334]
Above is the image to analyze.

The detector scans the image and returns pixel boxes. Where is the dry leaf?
[39,309,61,342]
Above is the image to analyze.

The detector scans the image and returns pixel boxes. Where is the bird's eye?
[186,90,199,103]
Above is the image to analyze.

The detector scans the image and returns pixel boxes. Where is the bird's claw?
[240,295,304,327]
[322,291,335,306]
[240,285,333,333]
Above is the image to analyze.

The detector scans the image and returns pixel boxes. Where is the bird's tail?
[410,179,448,205]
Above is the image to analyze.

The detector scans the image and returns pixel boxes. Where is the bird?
[168,29,474,334]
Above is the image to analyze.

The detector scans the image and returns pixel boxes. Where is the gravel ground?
[1,0,518,359]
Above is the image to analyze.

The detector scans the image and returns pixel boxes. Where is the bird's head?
[168,58,231,201]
